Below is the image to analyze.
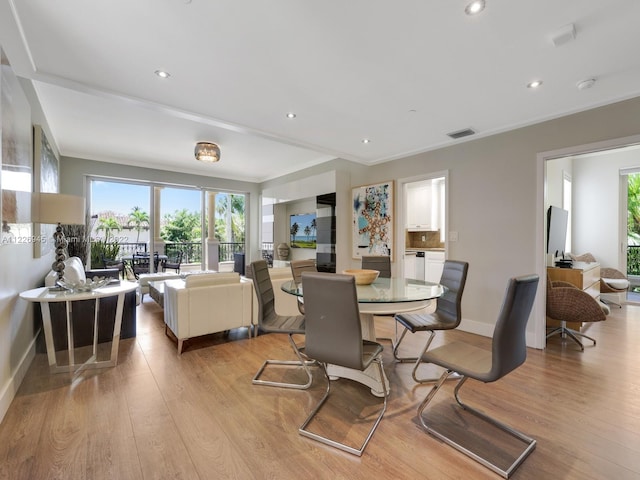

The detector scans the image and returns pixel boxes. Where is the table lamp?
[32,192,86,281]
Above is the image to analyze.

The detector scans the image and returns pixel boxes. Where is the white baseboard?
[0,331,38,424]
[459,317,539,349]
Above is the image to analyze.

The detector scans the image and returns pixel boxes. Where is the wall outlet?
[421,235,426,242]
[449,231,458,242]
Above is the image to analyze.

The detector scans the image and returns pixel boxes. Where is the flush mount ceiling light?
[155,70,171,78]
[194,142,221,163]
[465,0,485,15]
[286,112,297,119]
[362,138,371,144]
[527,80,543,89]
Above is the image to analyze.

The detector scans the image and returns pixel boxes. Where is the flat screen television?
[289,213,317,249]
[547,205,569,262]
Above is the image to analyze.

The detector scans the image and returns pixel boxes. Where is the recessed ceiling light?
[527,80,543,89]
[286,112,297,119]
[155,70,171,79]
[465,0,485,15]
[577,78,596,90]
[362,139,371,144]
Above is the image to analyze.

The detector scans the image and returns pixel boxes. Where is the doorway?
[538,134,640,348]
[398,171,448,280]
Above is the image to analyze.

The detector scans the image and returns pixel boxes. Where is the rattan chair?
[417,274,539,479]
[546,276,606,350]
[393,260,469,383]
[570,252,630,307]
[299,271,387,456]
[289,259,317,314]
[250,260,314,389]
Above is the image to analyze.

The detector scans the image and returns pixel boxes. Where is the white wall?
[573,147,640,269]
[264,97,640,348]
[0,76,58,423]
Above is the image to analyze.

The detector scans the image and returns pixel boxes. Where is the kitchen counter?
[406,248,445,252]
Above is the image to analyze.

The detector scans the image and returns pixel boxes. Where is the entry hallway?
[0,296,638,479]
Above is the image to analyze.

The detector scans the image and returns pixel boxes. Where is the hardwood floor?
[1,297,639,479]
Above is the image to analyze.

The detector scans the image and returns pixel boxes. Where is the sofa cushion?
[184,272,239,287]
[602,278,630,290]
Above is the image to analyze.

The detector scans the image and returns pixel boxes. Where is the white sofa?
[245,267,300,325]
[163,272,253,354]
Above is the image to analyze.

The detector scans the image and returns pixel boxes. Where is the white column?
[206,191,219,271]
[153,186,165,271]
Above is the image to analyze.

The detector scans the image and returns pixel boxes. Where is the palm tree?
[96,216,121,242]
[128,206,150,243]
[290,222,299,245]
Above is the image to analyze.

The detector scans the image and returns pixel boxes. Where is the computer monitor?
[547,206,569,263]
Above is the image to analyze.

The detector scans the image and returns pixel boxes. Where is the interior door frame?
[396,170,449,279]
[536,133,640,349]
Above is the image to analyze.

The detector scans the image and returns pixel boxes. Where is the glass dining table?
[281,277,446,396]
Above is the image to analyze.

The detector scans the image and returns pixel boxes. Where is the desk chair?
[250,260,314,389]
[545,276,606,351]
[393,260,469,383]
[417,274,539,479]
[299,271,387,456]
[289,259,317,314]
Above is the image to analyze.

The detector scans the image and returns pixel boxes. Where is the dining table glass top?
[281,277,446,304]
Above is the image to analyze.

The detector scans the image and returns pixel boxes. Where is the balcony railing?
[114,241,244,264]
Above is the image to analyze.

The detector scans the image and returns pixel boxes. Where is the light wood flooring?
[1,296,639,480]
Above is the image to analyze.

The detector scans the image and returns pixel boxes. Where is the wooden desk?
[547,261,600,329]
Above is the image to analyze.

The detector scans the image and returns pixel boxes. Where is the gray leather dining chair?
[416,274,539,479]
[249,260,314,389]
[361,255,391,278]
[393,260,469,383]
[298,271,387,456]
[289,259,317,314]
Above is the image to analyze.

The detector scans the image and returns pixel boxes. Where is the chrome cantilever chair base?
[393,321,462,383]
[419,371,536,479]
[299,358,387,457]
[252,334,315,389]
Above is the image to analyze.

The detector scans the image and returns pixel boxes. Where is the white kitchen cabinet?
[406,184,431,229]
[404,252,417,280]
[425,251,445,283]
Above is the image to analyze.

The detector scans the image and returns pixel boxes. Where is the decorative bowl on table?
[342,269,380,285]
[57,276,111,292]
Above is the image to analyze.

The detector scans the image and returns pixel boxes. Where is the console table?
[20,282,138,374]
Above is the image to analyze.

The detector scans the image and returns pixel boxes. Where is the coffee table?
[148,280,166,306]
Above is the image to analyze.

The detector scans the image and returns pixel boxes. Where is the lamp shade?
[194,142,221,163]
[32,193,85,225]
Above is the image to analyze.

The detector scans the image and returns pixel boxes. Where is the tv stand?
[555,259,573,268]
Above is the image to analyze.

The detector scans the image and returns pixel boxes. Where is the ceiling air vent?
[446,128,476,140]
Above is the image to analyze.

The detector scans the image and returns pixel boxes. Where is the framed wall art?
[33,125,59,257]
[1,47,33,246]
[352,181,394,260]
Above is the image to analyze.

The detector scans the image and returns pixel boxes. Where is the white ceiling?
[2,0,640,183]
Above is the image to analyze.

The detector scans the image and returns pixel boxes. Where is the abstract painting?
[352,181,394,260]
